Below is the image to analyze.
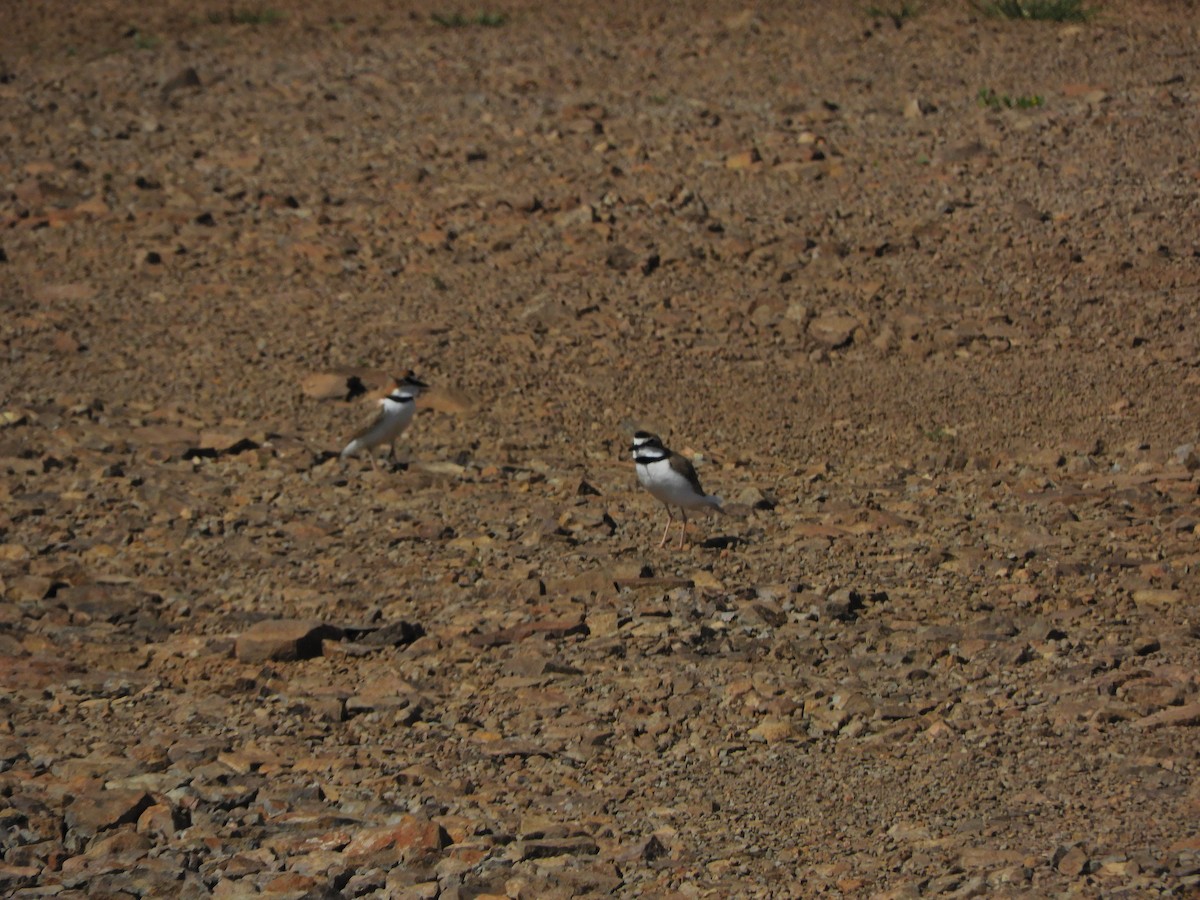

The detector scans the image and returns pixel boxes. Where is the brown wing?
[347,402,387,442]
[668,450,707,495]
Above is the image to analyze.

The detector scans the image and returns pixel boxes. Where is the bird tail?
[340,441,358,460]
[706,494,725,513]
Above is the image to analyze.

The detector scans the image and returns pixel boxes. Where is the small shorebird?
[630,431,724,549]
[340,372,427,469]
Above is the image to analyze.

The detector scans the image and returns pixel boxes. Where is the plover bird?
[630,431,724,549]
[340,372,427,468]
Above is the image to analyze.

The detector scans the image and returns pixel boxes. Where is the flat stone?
[261,872,325,893]
[511,835,600,861]
[1131,701,1200,729]
[585,609,620,637]
[808,313,859,348]
[235,619,345,663]
[748,718,797,744]
[7,575,53,601]
[1132,589,1183,610]
[358,620,424,648]
[137,803,181,838]
[468,615,587,648]
[0,544,30,561]
[613,576,694,591]
[218,747,282,775]
[725,149,762,170]
[342,816,449,862]
[300,372,351,400]
[1057,845,1090,876]
[0,863,40,892]
[64,789,154,838]
[131,424,200,446]
[196,429,259,454]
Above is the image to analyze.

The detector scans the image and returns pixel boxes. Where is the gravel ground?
[2,1,1199,896]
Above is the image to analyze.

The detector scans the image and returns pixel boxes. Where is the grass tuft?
[923,425,957,443]
[431,11,508,28]
[865,2,921,27]
[977,87,1045,109]
[209,8,285,26]
[978,0,1096,21]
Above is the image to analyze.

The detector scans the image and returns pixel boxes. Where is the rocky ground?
[2,0,1200,896]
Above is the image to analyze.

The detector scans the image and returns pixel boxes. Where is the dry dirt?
[2,0,1200,897]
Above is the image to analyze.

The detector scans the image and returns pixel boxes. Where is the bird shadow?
[701,533,742,550]
[310,451,410,474]
[311,450,341,469]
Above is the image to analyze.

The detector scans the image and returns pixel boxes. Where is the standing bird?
[630,431,724,549]
[340,372,427,468]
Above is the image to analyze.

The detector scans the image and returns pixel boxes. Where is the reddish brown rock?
[0,864,40,892]
[1057,845,1091,877]
[136,803,181,838]
[235,620,344,663]
[64,790,154,837]
[300,372,354,400]
[131,424,201,446]
[342,816,449,863]
[1131,701,1200,729]
[808,313,860,348]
